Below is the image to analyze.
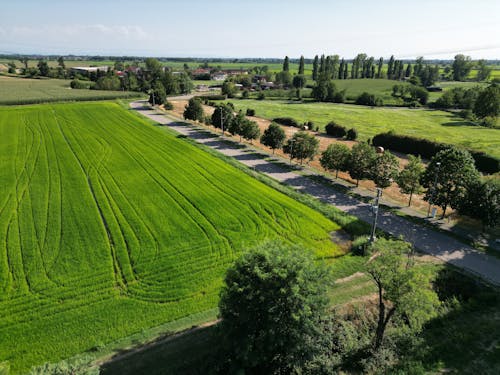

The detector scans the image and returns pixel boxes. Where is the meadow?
[0,102,340,373]
[0,76,141,105]
[224,99,500,158]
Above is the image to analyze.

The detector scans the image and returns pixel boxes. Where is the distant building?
[70,66,109,75]
[196,84,209,92]
[212,73,227,81]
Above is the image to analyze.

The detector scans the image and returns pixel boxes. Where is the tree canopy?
[320,143,351,178]
[284,131,319,165]
[218,242,330,374]
[260,123,286,153]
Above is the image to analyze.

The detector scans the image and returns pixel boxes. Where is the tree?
[7,61,16,74]
[473,83,500,119]
[371,151,399,189]
[421,147,480,218]
[275,71,292,87]
[377,57,384,78]
[218,241,329,373]
[19,57,28,71]
[148,81,166,105]
[283,55,290,72]
[348,142,376,186]
[57,56,65,69]
[312,55,319,81]
[261,123,286,154]
[459,178,500,230]
[183,97,204,122]
[241,119,260,143]
[366,238,440,350]
[298,55,305,74]
[37,60,49,76]
[387,55,395,79]
[292,74,307,99]
[397,155,424,206]
[144,57,163,81]
[284,131,319,165]
[222,80,236,98]
[475,59,492,82]
[211,103,234,131]
[452,54,473,81]
[320,143,351,178]
[228,110,246,141]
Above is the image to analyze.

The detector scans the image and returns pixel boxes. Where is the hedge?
[272,117,300,128]
[372,132,499,174]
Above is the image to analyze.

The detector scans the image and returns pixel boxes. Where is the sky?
[0,0,499,59]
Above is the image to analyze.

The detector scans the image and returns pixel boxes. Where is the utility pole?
[369,188,382,243]
[289,139,295,166]
[427,162,441,218]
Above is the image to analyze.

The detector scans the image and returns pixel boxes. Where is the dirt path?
[131,100,500,286]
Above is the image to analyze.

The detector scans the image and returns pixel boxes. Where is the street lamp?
[369,188,382,243]
[427,161,441,218]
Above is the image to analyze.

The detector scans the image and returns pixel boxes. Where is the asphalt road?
[131,100,500,286]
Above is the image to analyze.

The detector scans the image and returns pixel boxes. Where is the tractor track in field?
[131,100,500,287]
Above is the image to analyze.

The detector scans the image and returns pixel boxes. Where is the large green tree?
[261,123,286,154]
[312,55,319,81]
[298,55,305,74]
[282,55,290,72]
[211,103,234,132]
[292,74,307,99]
[371,151,399,189]
[397,155,424,206]
[366,239,440,349]
[320,143,351,178]
[421,147,480,218]
[348,142,376,186]
[241,119,260,143]
[476,59,492,82]
[37,60,49,76]
[284,131,319,165]
[459,178,500,230]
[452,54,473,81]
[218,242,330,373]
[183,97,204,122]
[473,83,500,119]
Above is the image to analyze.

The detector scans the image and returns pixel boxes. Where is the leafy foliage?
[320,143,351,178]
[348,142,376,186]
[371,151,399,189]
[218,242,330,374]
[397,155,424,206]
[284,131,320,165]
[260,123,286,153]
[183,97,204,121]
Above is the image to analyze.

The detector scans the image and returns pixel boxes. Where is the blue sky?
[0,0,499,59]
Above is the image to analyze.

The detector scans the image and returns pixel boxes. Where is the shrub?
[163,100,174,110]
[273,117,300,128]
[333,90,346,103]
[257,92,265,100]
[325,121,347,137]
[372,132,499,174]
[70,79,87,89]
[201,94,226,101]
[246,108,255,116]
[346,128,358,140]
[241,90,250,99]
[355,92,384,106]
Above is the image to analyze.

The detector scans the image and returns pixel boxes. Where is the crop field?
[0,102,339,373]
[224,99,500,158]
[0,76,141,105]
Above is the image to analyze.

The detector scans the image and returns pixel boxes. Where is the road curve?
[131,100,500,286]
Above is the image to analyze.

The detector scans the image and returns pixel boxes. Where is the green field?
[0,102,340,373]
[0,76,142,105]
[225,99,500,158]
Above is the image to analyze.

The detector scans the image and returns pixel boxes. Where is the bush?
[246,108,255,116]
[241,90,249,99]
[346,128,358,140]
[303,121,314,130]
[372,132,499,174]
[333,90,346,103]
[163,100,173,110]
[325,121,347,137]
[257,92,265,100]
[273,117,300,128]
[355,92,384,106]
[70,79,87,89]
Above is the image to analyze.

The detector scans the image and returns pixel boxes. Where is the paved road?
[131,101,500,286]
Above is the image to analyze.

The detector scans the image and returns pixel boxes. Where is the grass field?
[224,99,500,158]
[0,102,340,373]
[0,76,142,105]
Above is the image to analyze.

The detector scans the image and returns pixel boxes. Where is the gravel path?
[131,101,500,286]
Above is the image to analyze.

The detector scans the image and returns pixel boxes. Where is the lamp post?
[369,188,382,243]
[427,161,441,218]
[289,139,295,166]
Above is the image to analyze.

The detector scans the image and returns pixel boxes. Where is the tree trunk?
[335,169,339,179]
[272,148,275,154]
[441,204,447,219]
[356,179,359,187]
[408,188,414,206]
[375,283,386,349]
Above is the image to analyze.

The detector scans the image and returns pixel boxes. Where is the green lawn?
[0,102,340,373]
[226,99,500,158]
[0,76,142,105]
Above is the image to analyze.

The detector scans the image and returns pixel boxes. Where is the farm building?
[70,66,109,75]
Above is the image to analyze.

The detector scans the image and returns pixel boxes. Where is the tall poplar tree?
[377,57,384,78]
[283,56,290,72]
[298,55,305,75]
[312,55,319,81]
[387,55,395,79]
